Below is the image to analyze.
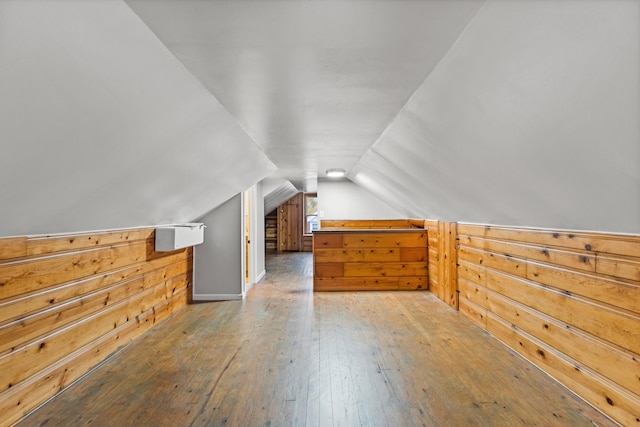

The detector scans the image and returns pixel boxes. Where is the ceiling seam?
[349,0,488,176]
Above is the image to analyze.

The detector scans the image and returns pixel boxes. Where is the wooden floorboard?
[16,252,617,427]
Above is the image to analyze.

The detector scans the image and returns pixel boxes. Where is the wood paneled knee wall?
[426,220,458,309]
[0,228,193,427]
[428,221,640,426]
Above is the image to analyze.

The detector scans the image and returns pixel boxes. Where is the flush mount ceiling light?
[326,168,346,178]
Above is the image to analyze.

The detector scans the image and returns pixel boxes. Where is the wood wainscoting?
[313,220,428,291]
[0,227,193,427]
[450,223,639,426]
[425,220,458,310]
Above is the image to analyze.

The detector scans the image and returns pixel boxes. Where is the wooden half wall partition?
[313,219,428,291]
[0,227,193,427]
[428,221,639,426]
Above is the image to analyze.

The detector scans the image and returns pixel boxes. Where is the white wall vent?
[155,223,205,251]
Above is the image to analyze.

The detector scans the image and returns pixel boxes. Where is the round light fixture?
[326,168,346,178]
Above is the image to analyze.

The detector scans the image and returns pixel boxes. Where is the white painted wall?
[317,179,405,220]
[0,0,275,237]
[253,182,266,283]
[245,183,266,289]
[193,193,244,301]
[352,0,640,234]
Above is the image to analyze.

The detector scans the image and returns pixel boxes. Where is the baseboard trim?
[192,293,243,301]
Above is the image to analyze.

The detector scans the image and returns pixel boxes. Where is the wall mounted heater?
[155,223,206,251]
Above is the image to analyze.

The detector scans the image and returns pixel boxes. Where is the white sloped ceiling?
[262,179,299,216]
[124,0,484,193]
[351,0,640,233]
[0,0,275,237]
[1,0,637,237]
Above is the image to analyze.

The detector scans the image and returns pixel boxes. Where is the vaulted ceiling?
[124,0,483,192]
[0,0,638,236]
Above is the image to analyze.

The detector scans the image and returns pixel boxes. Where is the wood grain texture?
[277,193,303,251]
[425,220,458,308]
[487,314,640,427]
[314,248,403,263]
[0,227,193,427]
[313,226,427,292]
[342,231,426,248]
[457,223,640,258]
[486,291,640,396]
[443,222,458,308]
[25,229,154,256]
[0,237,27,261]
[342,261,426,277]
[457,222,640,426]
[314,276,426,291]
[426,221,439,296]
[459,234,596,272]
[0,242,150,299]
[319,219,423,229]
[313,233,343,249]
[16,252,616,427]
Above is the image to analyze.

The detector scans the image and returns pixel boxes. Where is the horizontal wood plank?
[314,248,401,263]
[485,269,640,355]
[458,245,527,278]
[486,291,640,396]
[0,287,188,427]
[314,277,426,291]
[342,232,426,248]
[0,276,145,355]
[0,274,190,391]
[457,278,489,310]
[0,225,194,426]
[312,233,343,249]
[458,297,487,330]
[0,251,190,325]
[0,241,149,300]
[0,237,27,261]
[487,313,640,426]
[399,247,427,262]
[457,260,486,286]
[458,235,596,272]
[0,263,145,325]
[596,255,640,282]
[319,219,420,229]
[457,223,640,258]
[313,262,344,278]
[0,259,191,356]
[26,229,154,257]
[527,261,640,314]
[343,262,426,277]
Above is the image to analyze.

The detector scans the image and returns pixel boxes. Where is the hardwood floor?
[17,252,616,427]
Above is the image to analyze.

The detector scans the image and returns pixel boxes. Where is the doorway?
[244,189,251,284]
